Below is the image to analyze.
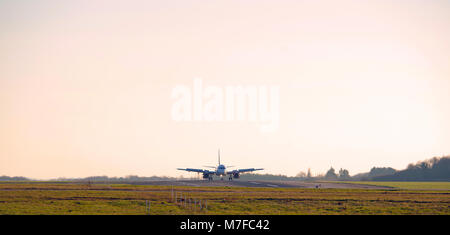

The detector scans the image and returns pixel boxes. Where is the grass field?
[0,182,449,215]
[333,181,450,190]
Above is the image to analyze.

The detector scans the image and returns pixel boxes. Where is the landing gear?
[228,176,233,181]
[221,177,224,181]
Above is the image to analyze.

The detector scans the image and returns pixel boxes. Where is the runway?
[126,180,392,189]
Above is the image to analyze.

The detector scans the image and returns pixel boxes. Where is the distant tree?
[296,171,307,178]
[351,167,397,181]
[125,175,139,180]
[0,175,29,181]
[374,156,450,181]
[338,168,350,180]
[307,168,312,179]
[325,167,338,180]
[368,167,396,178]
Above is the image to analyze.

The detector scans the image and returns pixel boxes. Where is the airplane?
[177,149,264,181]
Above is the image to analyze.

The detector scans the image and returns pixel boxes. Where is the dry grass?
[0,182,448,215]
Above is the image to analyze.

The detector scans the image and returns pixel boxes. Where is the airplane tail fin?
[218,149,220,165]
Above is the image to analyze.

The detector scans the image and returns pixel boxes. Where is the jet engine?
[233,172,240,179]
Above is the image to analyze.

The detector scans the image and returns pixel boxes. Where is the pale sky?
[1,0,449,179]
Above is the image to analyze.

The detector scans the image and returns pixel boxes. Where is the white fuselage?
[215,164,226,176]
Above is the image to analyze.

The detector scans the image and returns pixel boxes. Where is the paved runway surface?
[127,180,391,189]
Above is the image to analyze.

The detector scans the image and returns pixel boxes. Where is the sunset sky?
[1,0,450,179]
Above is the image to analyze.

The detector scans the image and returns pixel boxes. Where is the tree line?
[296,156,449,181]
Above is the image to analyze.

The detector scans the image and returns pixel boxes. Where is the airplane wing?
[177,168,214,174]
[227,168,264,174]
[202,166,217,169]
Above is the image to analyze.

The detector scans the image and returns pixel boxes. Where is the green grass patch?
[0,183,448,215]
[338,181,450,190]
